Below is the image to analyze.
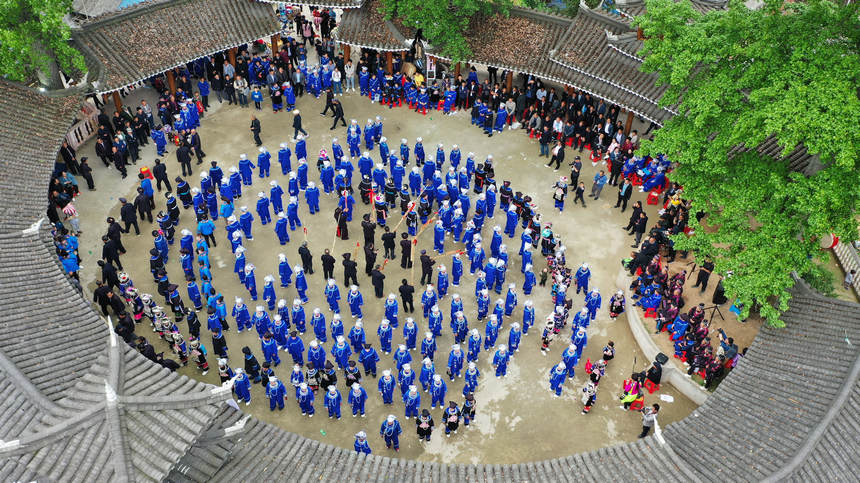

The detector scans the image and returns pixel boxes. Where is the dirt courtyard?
[72,78,701,463]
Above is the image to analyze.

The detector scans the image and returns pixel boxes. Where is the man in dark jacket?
[176,143,193,176]
[371,265,386,298]
[330,99,346,129]
[399,232,413,269]
[615,179,633,212]
[321,249,336,280]
[137,337,157,362]
[250,114,262,146]
[134,187,153,223]
[106,217,126,253]
[298,241,314,274]
[119,198,139,235]
[189,128,205,164]
[380,226,396,260]
[99,258,121,289]
[95,138,111,167]
[419,250,435,285]
[342,253,359,286]
[152,158,171,192]
[292,109,308,140]
[631,212,649,247]
[398,279,415,313]
[93,280,112,315]
[320,87,335,116]
[361,214,376,247]
[107,290,127,315]
[364,243,378,276]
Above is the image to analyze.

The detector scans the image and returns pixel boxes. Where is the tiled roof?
[789,379,860,482]
[0,239,233,480]
[0,230,105,397]
[457,8,570,78]
[662,280,860,481]
[72,0,281,93]
[334,0,407,51]
[728,135,823,175]
[547,11,675,124]
[0,81,82,234]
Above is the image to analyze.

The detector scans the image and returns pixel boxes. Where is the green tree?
[379,0,513,61]
[0,0,86,84]
[635,0,860,326]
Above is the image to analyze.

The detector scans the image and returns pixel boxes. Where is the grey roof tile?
[73,0,281,93]
[334,0,407,51]
[0,83,82,233]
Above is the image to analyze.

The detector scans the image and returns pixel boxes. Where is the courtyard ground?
[71,81,708,463]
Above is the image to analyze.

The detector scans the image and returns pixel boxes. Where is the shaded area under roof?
[256,0,364,7]
[72,0,281,93]
[0,81,82,234]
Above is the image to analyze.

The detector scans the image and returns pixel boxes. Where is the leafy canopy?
[635,0,860,326]
[0,0,86,83]
[379,0,513,61]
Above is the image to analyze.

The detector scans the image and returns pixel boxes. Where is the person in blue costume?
[585,288,602,321]
[492,344,511,377]
[348,321,366,353]
[257,146,271,178]
[378,370,396,404]
[508,322,522,353]
[571,326,588,366]
[380,414,402,451]
[429,374,447,409]
[332,336,352,370]
[324,385,342,419]
[377,319,393,354]
[421,331,437,362]
[504,284,518,317]
[358,343,380,378]
[233,368,252,405]
[447,344,464,380]
[296,382,315,416]
[549,362,567,397]
[399,364,417,401]
[354,430,371,454]
[575,262,592,294]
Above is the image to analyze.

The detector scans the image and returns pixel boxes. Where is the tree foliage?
[379,0,513,61]
[0,0,86,83]
[635,0,860,326]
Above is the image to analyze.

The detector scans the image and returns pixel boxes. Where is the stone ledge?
[617,268,709,405]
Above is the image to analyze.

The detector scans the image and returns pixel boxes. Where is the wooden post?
[166,70,176,95]
[625,110,635,137]
[505,70,513,92]
[386,52,393,75]
[271,34,280,54]
[454,62,461,77]
[343,44,351,61]
[112,91,122,110]
[228,47,237,67]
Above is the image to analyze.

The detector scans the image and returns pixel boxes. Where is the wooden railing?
[64,100,100,150]
[832,241,860,297]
